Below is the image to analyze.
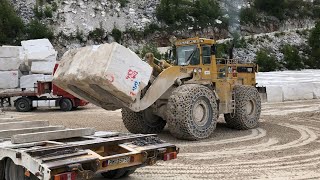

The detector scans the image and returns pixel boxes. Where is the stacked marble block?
[256,70,320,102]
[0,39,57,91]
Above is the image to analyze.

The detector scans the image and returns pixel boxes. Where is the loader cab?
[175,38,217,80]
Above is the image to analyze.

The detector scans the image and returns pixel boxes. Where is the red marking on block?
[126,69,138,81]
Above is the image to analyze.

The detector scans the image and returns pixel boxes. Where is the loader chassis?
[122,37,261,140]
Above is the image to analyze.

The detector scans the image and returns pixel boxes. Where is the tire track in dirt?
[136,109,320,179]
[177,128,267,147]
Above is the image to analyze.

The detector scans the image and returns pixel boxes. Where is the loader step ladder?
[231,91,236,114]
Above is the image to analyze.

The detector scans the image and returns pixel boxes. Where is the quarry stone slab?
[0,121,49,131]
[0,126,65,138]
[11,128,95,144]
[31,61,56,74]
[20,74,53,88]
[0,71,19,89]
[0,58,22,71]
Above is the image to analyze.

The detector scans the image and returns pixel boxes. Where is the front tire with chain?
[224,85,261,130]
[122,108,166,134]
[167,84,218,140]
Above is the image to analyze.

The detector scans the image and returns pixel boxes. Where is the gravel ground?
[1,100,320,180]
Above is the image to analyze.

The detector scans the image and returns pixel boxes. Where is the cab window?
[190,48,200,65]
[202,46,211,64]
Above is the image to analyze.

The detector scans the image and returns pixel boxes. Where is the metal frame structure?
[0,119,178,180]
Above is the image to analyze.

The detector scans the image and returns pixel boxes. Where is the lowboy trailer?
[0,119,178,180]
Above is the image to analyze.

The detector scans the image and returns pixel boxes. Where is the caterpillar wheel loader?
[121,37,262,140]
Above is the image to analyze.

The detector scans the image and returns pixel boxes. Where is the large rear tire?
[15,97,32,112]
[122,108,166,134]
[224,85,261,130]
[167,84,218,140]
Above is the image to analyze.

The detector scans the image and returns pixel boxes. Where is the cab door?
[201,45,212,80]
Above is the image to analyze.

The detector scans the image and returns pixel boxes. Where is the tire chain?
[121,109,166,134]
[167,84,218,140]
[225,85,261,130]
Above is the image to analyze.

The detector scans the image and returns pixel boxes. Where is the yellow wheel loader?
[54,37,263,141]
[121,37,262,140]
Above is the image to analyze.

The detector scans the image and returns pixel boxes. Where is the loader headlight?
[193,68,202,73]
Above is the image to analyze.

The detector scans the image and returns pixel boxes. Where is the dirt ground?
[1,100,320,180]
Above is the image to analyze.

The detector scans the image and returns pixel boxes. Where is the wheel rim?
[18,101,27,110]
[193,98,210,127]
[61,102,67,109]
[246,99,256,117]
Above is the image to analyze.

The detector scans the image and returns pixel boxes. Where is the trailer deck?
[0,118,178,180]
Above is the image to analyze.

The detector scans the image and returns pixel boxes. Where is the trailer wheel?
[4,159,38,180]
[59,98,73,111]
[15,97,32,112]
[0,159,4,180]
[224,85,261,130]
[122,108,166,134]
[167,84,218,140]
[101,168,136,179]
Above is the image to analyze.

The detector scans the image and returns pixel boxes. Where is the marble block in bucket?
[0,71,19,89]
[53,42,152,106]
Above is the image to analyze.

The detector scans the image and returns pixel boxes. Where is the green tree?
[26,20,54,40]
[156,0,192,30]
[280,45,304,70]
[255,50,279,72]
[254,0,286,20]
[240,8,259,25]
[190,0,221,30]
[156,0,221,31]
[0,0,25,45]
[308,21,320,68]
[111,28,122,43]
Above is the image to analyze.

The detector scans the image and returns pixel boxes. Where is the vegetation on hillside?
[156,0,225,32]
[0,0,53,45]
[0,0,25,45]
[241,0,320,25]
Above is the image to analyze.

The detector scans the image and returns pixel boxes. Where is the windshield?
[176,45,197,65]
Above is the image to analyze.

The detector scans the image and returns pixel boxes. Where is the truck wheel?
[15,97,32,112]
[224,85,261,130]
[59,98,73,111]
[4,159,38,180]
[0,160,4,180]
[167,84,218,140]
[122,108,166,134]
[101,168,136,179]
